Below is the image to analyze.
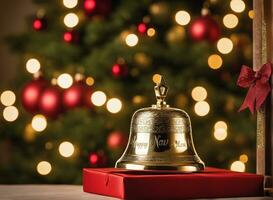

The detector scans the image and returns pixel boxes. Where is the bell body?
[115,106,205,172]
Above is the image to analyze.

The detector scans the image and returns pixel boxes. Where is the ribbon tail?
[255,82,271,110]
[238,86,256,114]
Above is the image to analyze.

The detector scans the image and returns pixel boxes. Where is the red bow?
[237,63,272,114]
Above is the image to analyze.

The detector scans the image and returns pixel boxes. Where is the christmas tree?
[1,0,254,183]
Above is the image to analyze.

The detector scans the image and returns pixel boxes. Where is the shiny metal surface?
[115,76,205,172]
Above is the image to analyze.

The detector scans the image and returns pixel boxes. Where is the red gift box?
[83,167,264,199]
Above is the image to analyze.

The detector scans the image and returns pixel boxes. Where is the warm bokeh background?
[0,0,254,184]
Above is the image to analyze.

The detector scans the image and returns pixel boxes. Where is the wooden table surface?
[0,185,272,200]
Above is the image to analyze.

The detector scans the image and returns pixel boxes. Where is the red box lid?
[83,167,264,199]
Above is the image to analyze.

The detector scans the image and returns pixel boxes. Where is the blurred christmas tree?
[0,0,254,183]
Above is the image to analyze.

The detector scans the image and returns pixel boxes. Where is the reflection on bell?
[115,76,205,172]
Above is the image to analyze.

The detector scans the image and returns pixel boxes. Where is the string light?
[26,58,41,74]
[217,38,233,54]
[3,106,19,122]
[194,101,210,116]
[208,54,223,69]
[86,77,95,86]
[31,114,47,132]
[230,0,246,13]
[106,98,122,113]
[239,154,248,163]
[63,0,78,8]
[230,160,245,172]
[59,141,75,157]
[37,161,52,175]
[214,121,228,130]
[214,128,227,141]
[0,90,16,106]
[191,86,207,101]
[175,10,191,26]
[91,91,107,106]
[125,34,138,47]
[57,73,73,89]
[248,10,254,19]
[152,74,162,84]
[63,13,79,28]
[223,14,238,29]
[213,121,228,141]
[147,28,156,37]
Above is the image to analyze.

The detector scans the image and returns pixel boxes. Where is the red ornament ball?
[32,18,46,31]
[107,131,127,149]
[63,81,93,109]
[39,86,63,118]
[111,63,128,78]
[138,23,147,34]
[89,152,107,166]
[189,16,220,43]
[83,0,111,16]
[21,77,48,113]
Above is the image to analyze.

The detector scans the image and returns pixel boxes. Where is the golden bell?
[115,76,205,172]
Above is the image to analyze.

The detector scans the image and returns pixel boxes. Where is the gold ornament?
[116,76,205,171]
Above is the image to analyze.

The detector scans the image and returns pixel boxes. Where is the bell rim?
[115,161,205,172]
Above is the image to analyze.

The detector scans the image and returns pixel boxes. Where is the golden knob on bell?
[115,76,205,172]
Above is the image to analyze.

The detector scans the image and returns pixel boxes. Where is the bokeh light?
[26,58,41,74]
[230,160,245,172]
[214,128,228,141]
[194,101,210,116]
[91,91,107,106]
[59,141,75,157]
[132,95,144,104]
[175,10,191,26]
[217,38,233,54]
[208,54,223,69]
[63,0,78,8]
[3,106,19,122]
[147,28,156,37]
[24,123,36,142]
[248,10,254,19]
[31,114,47,132]
[57,73,73,89]
[223,14,238,29]
[63,13,79,28]
[89,153,99,164]
[107,98,122,113]
[125,34,139,47]
[214,121,228,130]
[230,0,246,13]
[191,86,207,101]
[37,161,52,175]
[1,90,16,106]
[152,74,162,84]
[138,23,147,33]
[86,77,95,86]
[239,154,248,163]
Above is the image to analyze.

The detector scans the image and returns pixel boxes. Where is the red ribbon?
[237,62,272,114]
